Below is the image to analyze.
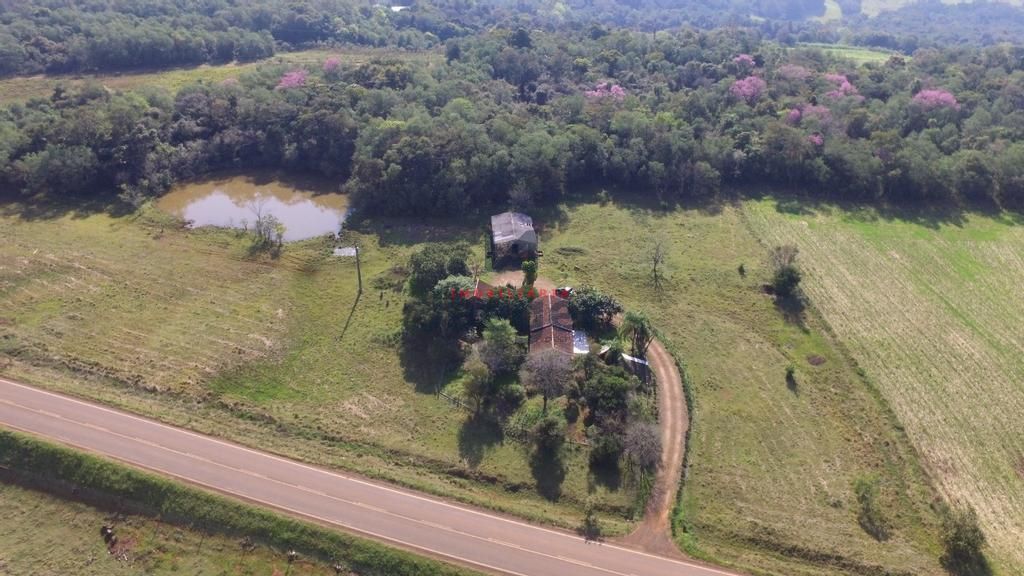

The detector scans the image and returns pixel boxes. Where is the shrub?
[939,504,988,573]
[853,475,889,540]
[408,243,470,295]
[568,286,623,331]
[522,260,537,286]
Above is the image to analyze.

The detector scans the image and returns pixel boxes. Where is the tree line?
[2,26,1024,212]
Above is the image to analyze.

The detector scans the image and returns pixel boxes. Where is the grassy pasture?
[796,43,899,65]
[745,199,1024,572]
[0,194,631,535]
[0,47,441,105]
[525,198,943,576]
[0,190,959,575]
[0,429,479,576]
[861,0,1023,17]
[0,480,341,576]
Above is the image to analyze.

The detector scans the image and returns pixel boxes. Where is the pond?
[158,173,348,242]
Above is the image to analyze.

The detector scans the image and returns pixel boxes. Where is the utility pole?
[355,244,362,294]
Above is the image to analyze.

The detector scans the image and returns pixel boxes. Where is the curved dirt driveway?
[620,337,689,556]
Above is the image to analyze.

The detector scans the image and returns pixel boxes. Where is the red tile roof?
[529,293,573,354]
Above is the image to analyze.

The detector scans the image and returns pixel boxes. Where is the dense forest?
[2,23,1024,215]
[4,0,1024,79]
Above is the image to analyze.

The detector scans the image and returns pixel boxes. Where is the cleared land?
[525,199,944,576]
[0,481,338,576]
[796,43,899,65]
[0,196,631,536]
[0,47,441,105]
[861,0,1023,17]
[746,199,1024,572]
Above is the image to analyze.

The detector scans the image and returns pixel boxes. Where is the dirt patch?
[487,270,557,291]
[0,318,12,326]
[1015,458,1024,481]
[806,354,827,366]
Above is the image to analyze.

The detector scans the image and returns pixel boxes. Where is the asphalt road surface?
[0,376,739,576]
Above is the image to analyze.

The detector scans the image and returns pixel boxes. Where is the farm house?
[528,292,573,355]
[490,212,538,261]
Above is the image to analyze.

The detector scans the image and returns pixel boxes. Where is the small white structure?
[572,330,589,354]
[332,247,357,257]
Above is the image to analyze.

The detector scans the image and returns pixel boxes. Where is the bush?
[522,260,537,286]
[769,244,802,298]
[408,243,470,295]
[939,504,988,574]
[853,475,889,540]
[568,286,623,331]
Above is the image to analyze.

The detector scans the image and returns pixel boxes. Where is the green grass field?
[523,198,944,575]
[0,480,341,575]
[0,47,442,105]
[745,199,1024,572]
[860,0,1023,17]
[796,43,899,65]
[2,189,975,575]
[0,192,631,536]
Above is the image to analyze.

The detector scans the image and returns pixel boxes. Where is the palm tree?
[620,311,653,358]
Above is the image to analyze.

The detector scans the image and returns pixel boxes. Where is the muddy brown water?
[158,173,348,242]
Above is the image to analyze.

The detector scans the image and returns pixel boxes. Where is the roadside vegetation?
[746,197,1024,571]
[0,430,480,576]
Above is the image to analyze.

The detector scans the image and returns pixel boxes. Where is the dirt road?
[620,337,689,556]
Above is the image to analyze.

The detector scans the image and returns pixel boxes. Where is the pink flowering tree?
[733,54,756,76]
[322,56,341,78]
[276,69,308,90]
[823,73,861,100]
[912,89,960,111]
[730,76,767,105]
[807,133,824,147]
[584,83,626,101]
[785,103,833,130]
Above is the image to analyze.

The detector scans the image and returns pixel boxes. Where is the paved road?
[0,376,737,576]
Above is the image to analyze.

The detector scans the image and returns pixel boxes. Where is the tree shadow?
[457,413,504,469]
[0,192,127,222]
[785,371,799,395]
[774,294,809,333]
[348,213,484,248]
[589,460,622,492]
[530,448,566,501]
[942,554,993,576]
[399,334,462,394]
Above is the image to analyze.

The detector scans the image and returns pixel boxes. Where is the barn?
[490,212,538,261]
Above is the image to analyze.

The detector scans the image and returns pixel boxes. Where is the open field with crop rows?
[531,198,943,576]
[745,198,1024,572]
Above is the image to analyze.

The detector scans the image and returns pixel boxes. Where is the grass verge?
[0,428,480,576]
